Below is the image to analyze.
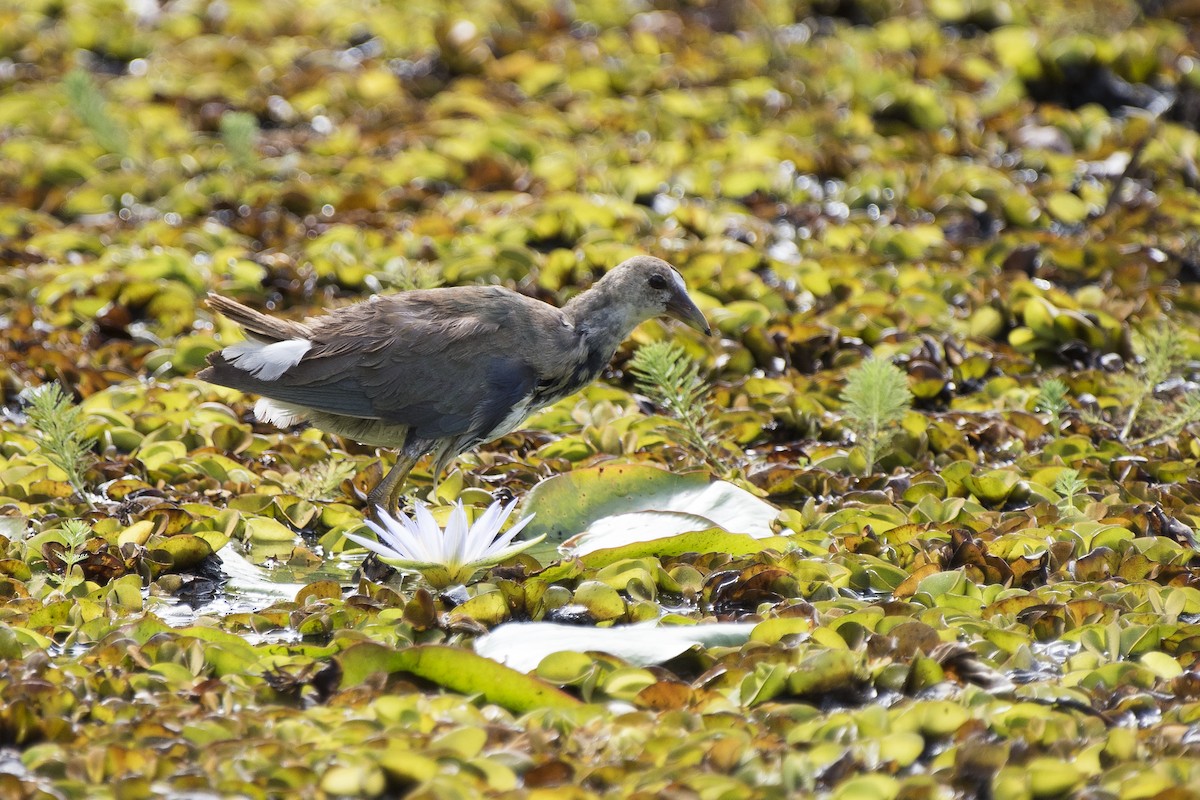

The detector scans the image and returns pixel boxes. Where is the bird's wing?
[363,351,538,440]
[204,288,572,441]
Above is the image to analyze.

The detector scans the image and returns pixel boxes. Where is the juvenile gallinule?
[198,256,709,512]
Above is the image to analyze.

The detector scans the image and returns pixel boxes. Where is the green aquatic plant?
[24,383,96,503]
[63,68,129,158]
[1120,324,1200,445]
[1128,392,1200,448]
[840,356,913,475]
[1053,468,1087,519]
[51,519,95,591]
[1036,378,1070,437]
[219,111,259,169]
[285,460,358,503]
[628,340,724,471]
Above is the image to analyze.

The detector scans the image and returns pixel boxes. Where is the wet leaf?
[475,621,757,672]
[338,642,580,712]
[524,464,779,547]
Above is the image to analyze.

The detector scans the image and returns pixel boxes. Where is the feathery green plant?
[53,519,95,589]
[24,383,96,502]
[381,259,444,291]
[1129,392,1200,447]
[628,341,723,470]
[1120,324,1200,444]
[63,68,129,157]
[1053,468,1087,518]
[1035,378,1070,437]
[220,111,259,168]
[840,356,913,475]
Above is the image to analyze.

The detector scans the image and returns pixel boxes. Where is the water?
[151,544,360,640]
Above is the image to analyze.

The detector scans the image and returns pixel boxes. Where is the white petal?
[397,508,438,557]
[442,502,471,564]
[394,508,431,552]
[366,510,425,559]
[411,502,447,561]
[469,498,509,542]
[462,533,545,571]
[363,515,403,551]
[362,517,398,549]
[481,511,536,555]
[467,498,518,553]
[343,530,409,560]
[367,509,421,554]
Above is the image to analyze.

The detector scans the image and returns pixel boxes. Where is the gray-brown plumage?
[198,256,709,512]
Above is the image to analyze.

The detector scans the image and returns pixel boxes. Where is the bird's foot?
[366,451,420,520]
[357,553,397,584]
[364,487,387,517]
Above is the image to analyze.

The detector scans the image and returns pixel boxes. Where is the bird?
[197,256,710,513]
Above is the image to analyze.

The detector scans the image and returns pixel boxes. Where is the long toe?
[365,483,388,514]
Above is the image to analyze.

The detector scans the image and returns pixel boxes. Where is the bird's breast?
[530,341,612,409]
[470,331,615,445]
[481,395,536,441]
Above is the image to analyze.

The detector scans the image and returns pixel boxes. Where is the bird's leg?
[366,436,434,518]
[385,455,415,514]
[426,440,459,500]
[366,452,419,518]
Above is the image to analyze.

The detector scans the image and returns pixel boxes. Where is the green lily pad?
[523,464,779,554]
[475,621,757,672]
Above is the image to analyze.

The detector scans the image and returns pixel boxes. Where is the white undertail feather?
[254,398,306,427]
[224,338,312,380]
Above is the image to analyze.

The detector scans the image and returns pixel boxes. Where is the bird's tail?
[206,293,311,342]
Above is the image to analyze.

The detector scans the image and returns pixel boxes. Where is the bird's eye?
[648,274,668,290]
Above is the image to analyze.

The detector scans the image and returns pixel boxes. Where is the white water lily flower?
[343,499,541,588]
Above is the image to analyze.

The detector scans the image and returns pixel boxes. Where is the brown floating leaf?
[634,680,693,711]
[523,760,575,789]
[296,580,343,604]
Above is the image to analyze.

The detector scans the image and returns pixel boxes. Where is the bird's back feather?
[201,287,586,445]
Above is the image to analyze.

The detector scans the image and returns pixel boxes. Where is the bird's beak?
[666,292,711,336]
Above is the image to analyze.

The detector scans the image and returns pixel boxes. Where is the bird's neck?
[563,288,641,362]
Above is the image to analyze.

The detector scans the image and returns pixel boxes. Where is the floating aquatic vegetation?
[0,0,1199,795]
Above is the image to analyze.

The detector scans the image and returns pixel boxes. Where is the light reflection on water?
[150,544,360,641]
[1031,638,1079,667]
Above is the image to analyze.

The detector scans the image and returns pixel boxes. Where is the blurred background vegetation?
[3,0,1200,796]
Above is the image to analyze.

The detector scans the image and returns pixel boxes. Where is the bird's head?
[599,256,711,335]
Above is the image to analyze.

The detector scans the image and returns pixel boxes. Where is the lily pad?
[522,464,779,554]
[475,620,758,672]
